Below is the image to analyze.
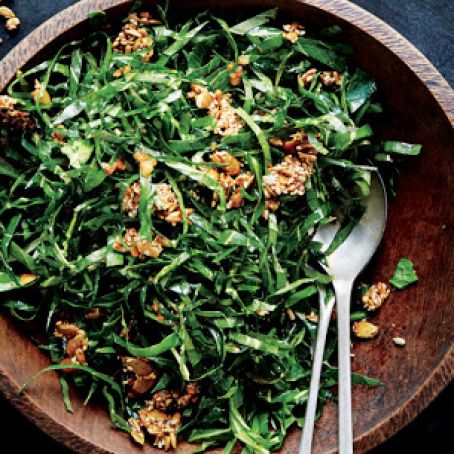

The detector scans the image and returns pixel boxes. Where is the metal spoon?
[300,171,387,454]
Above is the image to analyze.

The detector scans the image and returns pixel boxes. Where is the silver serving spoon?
[300,171,387,454]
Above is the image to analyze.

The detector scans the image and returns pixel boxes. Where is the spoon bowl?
[314,173,388,280]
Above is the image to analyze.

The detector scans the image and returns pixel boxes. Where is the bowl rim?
[0,1,453,453]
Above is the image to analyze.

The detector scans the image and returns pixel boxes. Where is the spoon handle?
[335,281,354,454]
[300,288,335,454]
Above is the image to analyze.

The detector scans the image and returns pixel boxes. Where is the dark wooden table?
[0,1,452,453]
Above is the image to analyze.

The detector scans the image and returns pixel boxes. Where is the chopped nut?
[268,137,284,147]
[19,274,38,286]
[286,308,296,321]
[31,80,51,105]
[0,7,16,20]
[195,91,214,109]
[145,383,200,412]
[298,68,317,86]
[229,65,244,86]
[283,22,305,43]
[361,282,390,311]
[238,55,250,65]
[122,357,159,398]
[226,189,244,209]
[85,308,102,320]
[283,129,318,155]
[235,172,254,190]
[101,158,126,175]
[5,16,20,31]
[305,311,319,323]
[58,357,80,373]
[210,151,242,176]
[133,151,157,177]
[122,182,141,217]
[353,320,379,339]
[113,65,132,78]
[54,321,84,339]
[261,198,280,220]
[320,71,343,86]
[129,417,145,445]
[128,12,163,26]
[54,321,89,366]
[66,333,88,357]
[393,337,406,347]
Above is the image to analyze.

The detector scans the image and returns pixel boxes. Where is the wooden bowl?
[0,1,453,453]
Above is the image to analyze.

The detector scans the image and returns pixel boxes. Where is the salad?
[0,3,421,452]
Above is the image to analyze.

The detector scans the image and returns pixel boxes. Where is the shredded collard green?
[0,3,421,452]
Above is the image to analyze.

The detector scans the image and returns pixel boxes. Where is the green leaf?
[346,69,377,112]
[294,37,347,70]
[230,8,278,35]
[61,140,94,169]
[382,141,422,156]
[113,332,181,357]
[390,258,418,289]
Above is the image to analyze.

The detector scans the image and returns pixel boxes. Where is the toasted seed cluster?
[129,383,200,449]
[101,158,126,175]
[188,84,244,136]
[155,183,194,225]
[207,151,254,209]
[298,68,343,87]
[146,383,200,412]
[54,321,89,367]
[121,182,192,225]
[263,154,315,197]
[0,95,34,130]
[112,13,156,62]
[130,410,181,450]
[113,227,164,259]
[122,182,142,218]
[264,130,317,199]
[121,357,159,398]
[282,21,305,43]
[361,282,390,311]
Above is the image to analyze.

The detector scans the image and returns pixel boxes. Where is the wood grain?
[0,1,453,453]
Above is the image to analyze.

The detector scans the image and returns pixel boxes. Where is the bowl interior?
[0,1,453,453]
